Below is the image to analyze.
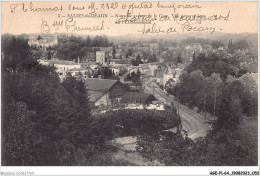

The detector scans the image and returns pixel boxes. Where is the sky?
[1,1,258,36]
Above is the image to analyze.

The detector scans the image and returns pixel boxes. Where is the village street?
[143,77,210,140]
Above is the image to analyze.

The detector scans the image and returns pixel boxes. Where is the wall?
[95,92,111,106]
[96,51,109,65]
[96,51,106,64]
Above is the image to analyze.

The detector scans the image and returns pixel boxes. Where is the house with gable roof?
[85,78,126,106]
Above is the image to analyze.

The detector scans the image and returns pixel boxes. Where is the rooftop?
[49,60,80,65]
[85,78,118,92]
[68,68,90,72]
[88,90,105,102]
[121,91,155,104]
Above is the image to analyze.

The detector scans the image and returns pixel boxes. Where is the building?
[149,63,159,76]
[161,67,173,87]
[171,68,183,83]
[128,66,141,74]
[154,68,164,84]
[96,51,110,65]
[67,67,94,79]
[109,66,121,75]
[28,33,58,48]
[110,59,131,65]
[39,60,81,81]
[85,78,126,106]
[121,91,155,105]
[139,64,150,75]
[81,62,99,70]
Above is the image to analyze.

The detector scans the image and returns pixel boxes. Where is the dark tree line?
[137,123,257,166]
[1,36,103,166]
[126,70,142,88]
[168,53,257,130]
[228,39,249,50]
[211,41,224,49]
[56,35,113,61]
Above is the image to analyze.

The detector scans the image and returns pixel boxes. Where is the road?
[143,77,210,140]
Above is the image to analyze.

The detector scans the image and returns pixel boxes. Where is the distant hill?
[107,32,258,47]
[3,32,257,47]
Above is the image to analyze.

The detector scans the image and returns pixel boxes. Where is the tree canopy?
[2,35,93,165]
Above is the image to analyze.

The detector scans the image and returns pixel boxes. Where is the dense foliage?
[145,52,258,166]
[90,109,180,141]
[126,70,142,88]
[228,39,249,50]
[137,117,257,166]
[211,41,224,49]
[168,53,257,131]
[56,35,113,61]
[1,35,93,165]
[186,53,237,79]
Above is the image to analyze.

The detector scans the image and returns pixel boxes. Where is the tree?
[207,73,223,116]
[165,78,175,93]
[126,48,133,57]
[56,35,112,61]
[47,50,51,60]
[228,39,249,50]
[186,53,236,80]
[2,101,36,165]
[2,35,93,165]
[238,74,258,116]
[101,67,113,79]
[211,41,224,49]
[85,36,92,46]
[174,54,182,66]
[136,54,141,63]
[112,46,116,59]
[148,54,157,63]
[130,71,142,89]
[92,36,109,47]
[131,59,139,66]
[237,69,248,77]
[37,35,42,40]
[136,125,257,166]
[213,81,243,131]
[62,73,91,147]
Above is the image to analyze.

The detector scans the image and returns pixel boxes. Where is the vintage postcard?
[1,0,259,175]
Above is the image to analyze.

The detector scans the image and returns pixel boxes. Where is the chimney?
[98,75,102,79]
[78,56,80,64]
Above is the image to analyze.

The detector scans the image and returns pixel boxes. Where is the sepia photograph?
[0,0,259,175]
